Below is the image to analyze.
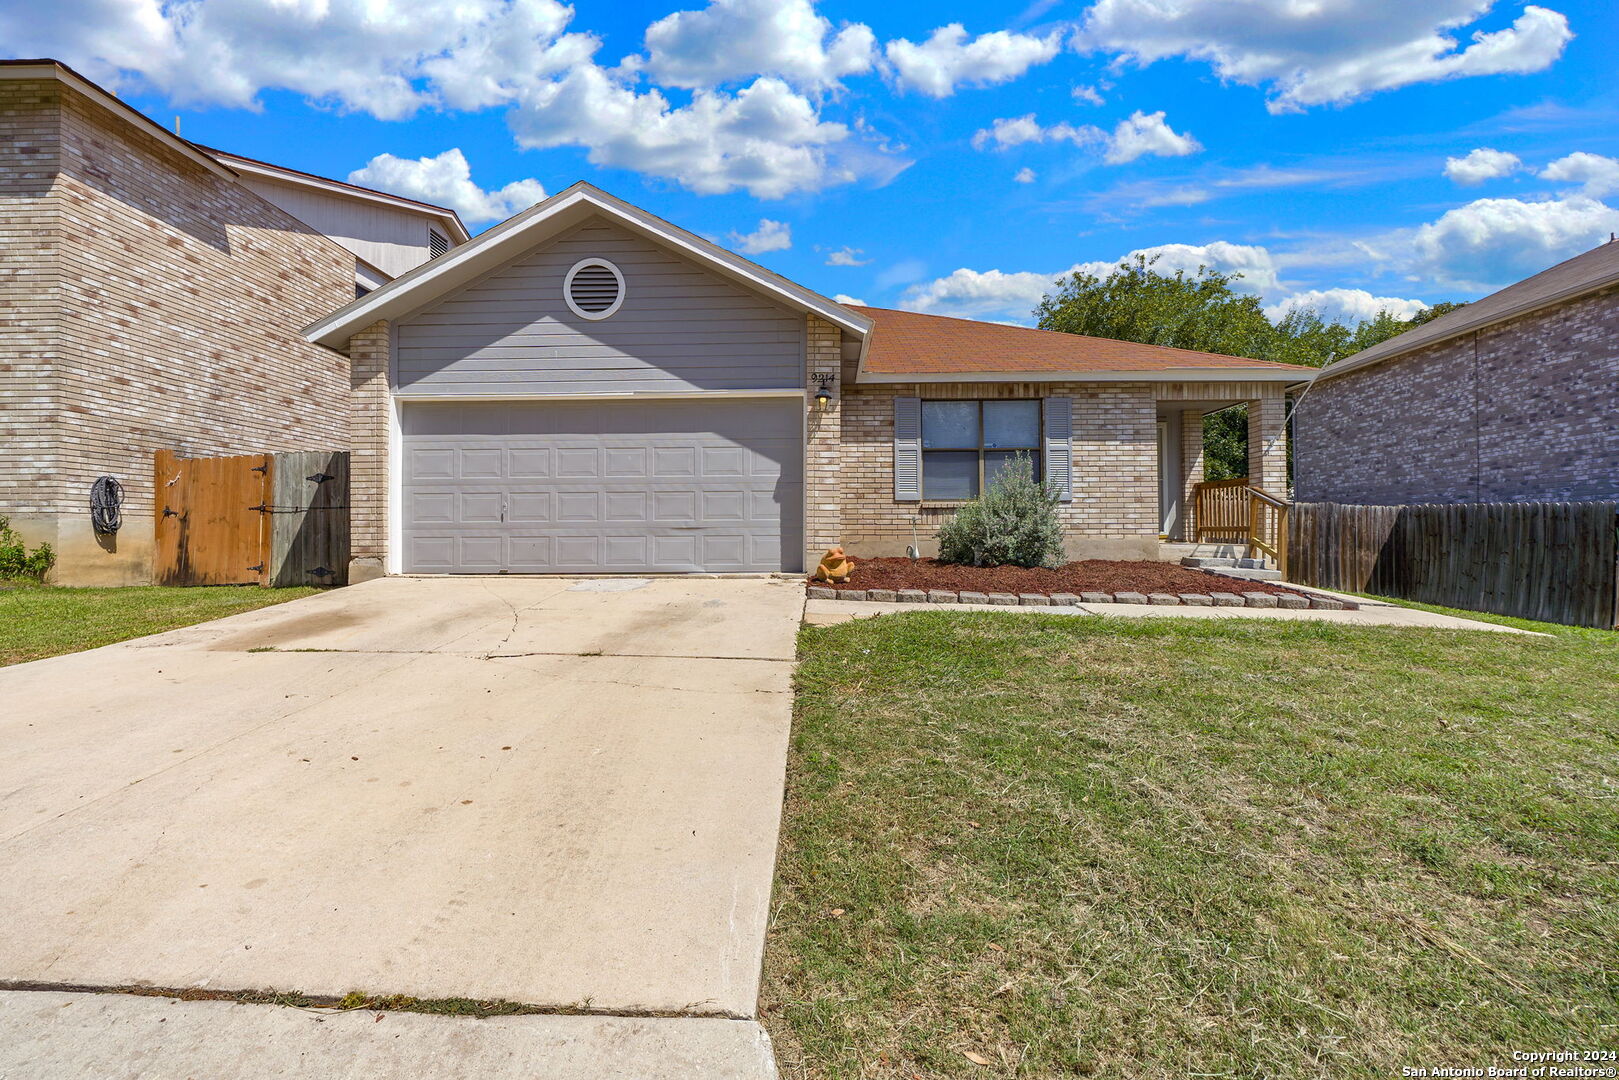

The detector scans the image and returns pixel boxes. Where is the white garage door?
[401,399,803,574]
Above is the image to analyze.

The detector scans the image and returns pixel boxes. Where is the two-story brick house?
[0,59,467,584]
[1294,240,1619,505]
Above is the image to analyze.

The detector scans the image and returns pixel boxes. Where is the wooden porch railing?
[1192,478,1291,579]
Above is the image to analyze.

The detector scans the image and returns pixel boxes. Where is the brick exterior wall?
[347,320,391,579]
[0,77,356,584]
[0,79,64,548]
[803,314,841,563]
[1176,408,1204,541]
[1294,285,1619,504]
[834,381,1163,560]
[1247,394,1288,493]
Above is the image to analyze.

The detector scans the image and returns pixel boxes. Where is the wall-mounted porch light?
[811,372,835,408]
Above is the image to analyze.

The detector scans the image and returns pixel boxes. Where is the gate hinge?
[251,462,269,474]
[249,503,268,512]
[162,506,178,517]
[247,563,265,573]
[308,566,334,578]
[306,472,335,484]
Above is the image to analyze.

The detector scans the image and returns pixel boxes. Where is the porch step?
[1204,566,1285,582]
[1180,556,1239,568]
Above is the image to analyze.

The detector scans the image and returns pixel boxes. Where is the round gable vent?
[565,258,625,320]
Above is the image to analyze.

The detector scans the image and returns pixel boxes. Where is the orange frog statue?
[812,545,856,584]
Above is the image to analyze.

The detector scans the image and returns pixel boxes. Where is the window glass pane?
[922,401,980,449]
[983,400,1040,448]
[985,450,1040,490]
[923,451,978,500]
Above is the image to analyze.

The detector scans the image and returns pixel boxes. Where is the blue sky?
[9,0,1617,325]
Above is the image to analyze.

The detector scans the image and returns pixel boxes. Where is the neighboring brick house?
[0,59,467,584]
[1295,241,1619,505]
[304,183,1311,579]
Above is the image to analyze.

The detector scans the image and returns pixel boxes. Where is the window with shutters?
[564,258,626,320]
[921,400,1041,500]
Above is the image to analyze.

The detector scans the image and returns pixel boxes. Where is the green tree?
[1035,258,1464,480]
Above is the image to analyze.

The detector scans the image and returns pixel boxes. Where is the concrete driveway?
[0,576,803,1021]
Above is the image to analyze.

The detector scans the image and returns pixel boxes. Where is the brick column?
[804,314,842,571]
[1247,393,1288,495]
[348,320,390,581]
[1177,408,1204,540]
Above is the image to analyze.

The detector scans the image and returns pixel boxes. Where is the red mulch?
[814,557,1305,597]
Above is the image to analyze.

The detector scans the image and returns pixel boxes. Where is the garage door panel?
[604,491,649,523]
[653,447,697,477]
[460,448,504,479]
[507,491,552,523]
[402,400,801,573]
[508,448,552,478]
[604,447,648,477]
[457,536,504,570]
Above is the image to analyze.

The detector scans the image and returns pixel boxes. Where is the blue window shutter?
[1044,397,1073,501]
[894,396,922,502]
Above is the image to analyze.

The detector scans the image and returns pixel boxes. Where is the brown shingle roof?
[850,306,1315,377]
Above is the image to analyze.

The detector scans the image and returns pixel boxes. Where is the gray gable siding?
[394,217,805,395]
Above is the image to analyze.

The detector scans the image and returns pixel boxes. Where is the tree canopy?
[1035,257,1463,480]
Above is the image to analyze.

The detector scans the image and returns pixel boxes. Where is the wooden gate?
[154,450,350,587]
[154,449,271,586]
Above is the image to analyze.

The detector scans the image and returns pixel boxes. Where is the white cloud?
[1539,152,1619,198]
[901,240,1279,320]
[1404,195,1619,289]
[1079,0,1574,113]
[3,0,907,199]
[1264,288,1429,324]
[1103,110,1201,164]
[0,0,592,120]
[825,247,871,266]
[971,110,1199,165]
[1072,83,1105,106]
[347,148,544,224]
[506,67,905,198]
[1014,167,1037,183]
[728,218,792,254]
[632,0,874,90]
[833,293,867,306]
[884,23,1061,98]
[1444,147,1522,185]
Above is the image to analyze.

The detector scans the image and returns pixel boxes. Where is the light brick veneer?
[834,381,1162,559]
[803,315,842,565]
[347,320,391,577]
[1247,394,1288,494]
[1295,284,1619,504]
[0,77,356,584]
[1176,408,1205,541]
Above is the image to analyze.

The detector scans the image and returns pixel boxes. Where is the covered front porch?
[1154,382,1291,573]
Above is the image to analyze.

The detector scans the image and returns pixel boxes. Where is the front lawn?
[765,612,1619,1078]
[0,584,319,666]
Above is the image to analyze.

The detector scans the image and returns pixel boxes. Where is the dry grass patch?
[763,612,1619,1078]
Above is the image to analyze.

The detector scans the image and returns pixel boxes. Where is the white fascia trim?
[393,389,807,403]
[220,155,470,243]
[855,368,1309,384]
[304,184,871,349]
[2,64,236,181]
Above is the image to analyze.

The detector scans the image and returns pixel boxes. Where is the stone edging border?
[805,585,1356,611]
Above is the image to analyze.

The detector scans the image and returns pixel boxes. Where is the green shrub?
[935,454,1066,568]
[0,516,55,580]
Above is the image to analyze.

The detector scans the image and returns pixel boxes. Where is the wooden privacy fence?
[154,449,349,587]
[1289,500,1619,629]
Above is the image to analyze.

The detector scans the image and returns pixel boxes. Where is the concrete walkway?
[805,590,1535,632]
[0,576,806,1077]
[0,990,777,1079]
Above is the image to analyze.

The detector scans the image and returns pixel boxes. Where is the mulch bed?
[814,557,1308,598]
